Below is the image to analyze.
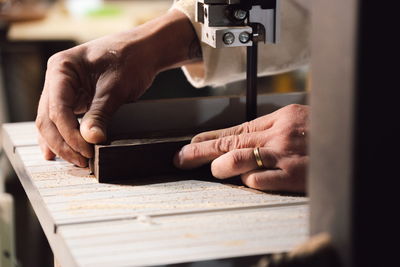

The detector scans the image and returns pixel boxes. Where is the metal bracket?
[196,0,279,48]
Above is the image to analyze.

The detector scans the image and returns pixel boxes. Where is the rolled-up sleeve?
[171,0,310,88]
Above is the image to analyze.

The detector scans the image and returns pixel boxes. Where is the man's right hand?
[35,10,202,167]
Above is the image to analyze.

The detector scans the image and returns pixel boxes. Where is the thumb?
[80,97,120,144]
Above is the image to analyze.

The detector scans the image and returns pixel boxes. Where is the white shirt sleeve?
[171,0,310,88]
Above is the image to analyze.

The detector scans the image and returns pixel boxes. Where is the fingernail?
[73,159,81,167]
[179,145,187,160]
[87,126,106,144]
[174,147,185,167]
[72,157,83,167]
[83,159,88,167]
[77,158,88,168]
[90,126,103,135]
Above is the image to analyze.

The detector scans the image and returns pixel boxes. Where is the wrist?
[141,9,202,74]
[81,9,201,85]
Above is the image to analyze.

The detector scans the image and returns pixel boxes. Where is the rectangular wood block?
[90,135,202,183]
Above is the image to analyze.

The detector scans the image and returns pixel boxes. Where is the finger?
[191,116,274,143]
[38,134,56,160]
[49,104,94,158]
[241,169,292,192]
[174,132,267,169]
[277,156,308,192]
[37,89,56,161]
[211,148,278,179]
[47,72,93,158]
[43,120,88,167]
[80,93,122,144]
[38,115,88,167]
[36,91,88,167]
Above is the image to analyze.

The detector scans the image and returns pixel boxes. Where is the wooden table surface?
[2,122,309,267]
[7,1,173,44]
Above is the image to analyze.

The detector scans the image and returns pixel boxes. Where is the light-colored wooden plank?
[49,195,305,225]
[14,141,306,227]
[39,179,222,198]
[3,99,309,267]
[48,189,305,224]
[59,205,308,267]
[2,124,78,267]
[2,122,39,147]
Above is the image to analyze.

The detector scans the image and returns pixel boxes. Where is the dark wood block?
[90,135,200,183]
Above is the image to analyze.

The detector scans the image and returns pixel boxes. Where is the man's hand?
[36,35,155,167]
[174,104,309,193]
[36,10,201,167]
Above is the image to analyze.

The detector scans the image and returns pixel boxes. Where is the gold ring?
[253,147,264,168]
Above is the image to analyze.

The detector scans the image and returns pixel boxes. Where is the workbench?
[2,94,309,266]
[7,1,173,44]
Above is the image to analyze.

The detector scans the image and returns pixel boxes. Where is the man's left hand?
[174,104,309,193]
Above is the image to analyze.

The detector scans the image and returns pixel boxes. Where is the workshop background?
[0,1,308,266]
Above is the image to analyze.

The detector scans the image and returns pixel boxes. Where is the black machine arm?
[196,0,279,120]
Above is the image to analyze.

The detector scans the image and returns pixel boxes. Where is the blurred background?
[0,1,308,266]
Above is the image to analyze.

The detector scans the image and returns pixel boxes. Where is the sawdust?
[223,240,246,247]
[183,233,199,239]
[137,215,156,225]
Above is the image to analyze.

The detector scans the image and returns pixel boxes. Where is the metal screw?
[223,32,235,45]
[233,9,247,20]
[239,31,251,43]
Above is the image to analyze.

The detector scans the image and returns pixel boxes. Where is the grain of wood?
[3,118,309,267]
[59,205,308,267]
